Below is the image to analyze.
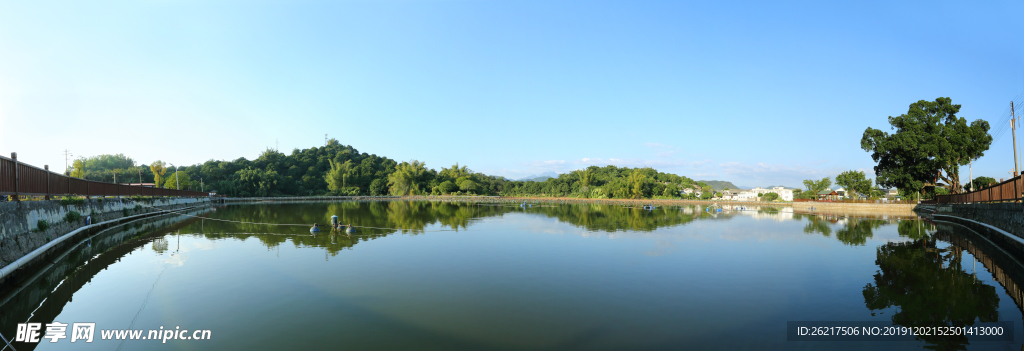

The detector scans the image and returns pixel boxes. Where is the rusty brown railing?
[936,175,1023,204]
[0,152,208,200]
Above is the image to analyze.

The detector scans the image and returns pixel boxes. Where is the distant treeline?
[68,139,712,199]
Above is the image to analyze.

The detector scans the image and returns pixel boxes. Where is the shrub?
[60,197,85,206]
[64,211,82,223]
[37,219,50,231]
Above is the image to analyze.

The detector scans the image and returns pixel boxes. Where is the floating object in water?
[643,204,656,210]
[345,225,355,234]
[331,215,339,229]
[311,223,320,233]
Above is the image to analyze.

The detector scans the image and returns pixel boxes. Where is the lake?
[2,201,1021,350]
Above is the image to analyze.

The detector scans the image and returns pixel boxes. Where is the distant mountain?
[697,180,739,192]
[518,171,559,182]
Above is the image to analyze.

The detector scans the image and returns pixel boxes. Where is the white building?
[741,187,794,201]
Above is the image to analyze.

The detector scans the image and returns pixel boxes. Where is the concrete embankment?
[0,197,210,277]
[932,203,1024,241]
[791,201,920,218]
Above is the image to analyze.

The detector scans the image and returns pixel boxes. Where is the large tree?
[163,171,193,190]
[835,170,872,198]
[149,161,168,188]
[388,160,428,196]
[801,177,831,198]
[861,97,991,194]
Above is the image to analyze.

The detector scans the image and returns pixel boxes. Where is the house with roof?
[817,189,840,201]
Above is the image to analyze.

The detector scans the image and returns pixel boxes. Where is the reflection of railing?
[941,231,1024,320]
[0,152,209,199]
[937,175,1022,204]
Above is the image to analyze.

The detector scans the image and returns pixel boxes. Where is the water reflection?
[7,201,1024,351]
[0,208,212,351]
[863,236,1000,350]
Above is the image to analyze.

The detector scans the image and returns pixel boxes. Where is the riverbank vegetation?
[66,139,705,199]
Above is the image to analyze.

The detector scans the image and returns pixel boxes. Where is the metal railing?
[0,152,209,199]
[937,175,1023,204]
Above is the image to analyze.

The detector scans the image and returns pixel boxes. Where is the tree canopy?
[962,176,998,192]
[800,177,831,199]
[835,170,872,198]
[861,97,992,194]
[65,140,709,199]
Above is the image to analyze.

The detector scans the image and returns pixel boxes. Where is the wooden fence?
[936,174,1023,204]
[0,152,209,199]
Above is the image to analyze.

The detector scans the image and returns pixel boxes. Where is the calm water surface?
[2,201,1022,350]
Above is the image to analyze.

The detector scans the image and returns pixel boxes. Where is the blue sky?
[2,0,1023,187]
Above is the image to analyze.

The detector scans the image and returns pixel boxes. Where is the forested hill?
[68,139,710,199]
[697,180,739,192]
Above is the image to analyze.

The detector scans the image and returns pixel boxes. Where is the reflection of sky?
[27,206,1018,351]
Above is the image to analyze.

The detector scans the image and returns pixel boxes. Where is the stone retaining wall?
[935,203,1024,240]
[0,198,209,268]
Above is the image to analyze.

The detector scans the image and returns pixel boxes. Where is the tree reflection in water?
[863,234,999,351]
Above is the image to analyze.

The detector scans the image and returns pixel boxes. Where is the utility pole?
[63,149,73,175]
[1013,101,1020,177]
[325,134,328,146]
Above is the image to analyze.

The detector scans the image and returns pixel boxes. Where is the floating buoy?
[331,215,339,229]
[311,223,320,233]
[345,225,355,234]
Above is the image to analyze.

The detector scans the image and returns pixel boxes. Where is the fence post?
[11,152,18,202]
[1016,175,1020,203]
[45,165,50,200]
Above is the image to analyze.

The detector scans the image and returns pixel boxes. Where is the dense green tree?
[861,97,992,195]
[236,167,280,197]
[835,170,872,198]
[761,192,779,201]
[800,177,831,199]
[325,159,356,191]
[163,171,193,190]
[369,179,388,196]
[436,181,457,194]
[962,176,998,192]
[389,160,428,196]
[458,179,477,194]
